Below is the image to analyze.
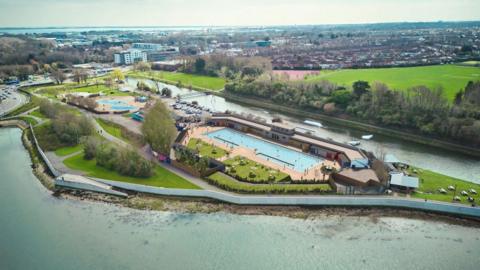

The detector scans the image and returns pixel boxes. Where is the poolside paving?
[184,126,340,181]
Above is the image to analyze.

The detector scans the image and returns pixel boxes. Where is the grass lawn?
[305,64,480,101]
[207,172,331,194]
[223,156,290,183]
[187,138,227,159]
[35,84,133,99]
[54,144,83,157]
[28,109,47,119]
[63,153,200,189]
[128,70,226,91]
[410,167,480,205]
[96,118,124,141]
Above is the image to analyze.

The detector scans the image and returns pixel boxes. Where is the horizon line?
[2,19,480,30]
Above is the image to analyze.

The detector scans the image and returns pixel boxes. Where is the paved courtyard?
[183,126,339,181]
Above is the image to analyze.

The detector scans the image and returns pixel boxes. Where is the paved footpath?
[46,151,85,176]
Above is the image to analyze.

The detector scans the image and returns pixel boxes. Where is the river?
[126,78,480,184]
[2,124,480,269]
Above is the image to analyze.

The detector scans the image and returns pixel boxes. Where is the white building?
[114,50,147,65]
[132,43,179,52]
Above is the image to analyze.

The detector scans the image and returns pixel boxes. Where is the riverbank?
[221,92,480,158]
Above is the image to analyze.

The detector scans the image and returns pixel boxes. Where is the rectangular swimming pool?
[205,128,323,172]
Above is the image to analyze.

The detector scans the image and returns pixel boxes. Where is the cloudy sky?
[0,0,479,27]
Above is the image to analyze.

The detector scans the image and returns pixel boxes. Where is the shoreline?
[2,119,480,228]
[58,189,480,228]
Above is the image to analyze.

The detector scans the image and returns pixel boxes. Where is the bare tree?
[52,69,66,84]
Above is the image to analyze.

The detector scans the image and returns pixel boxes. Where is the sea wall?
[94,178,480,219]
[28,124,61,177]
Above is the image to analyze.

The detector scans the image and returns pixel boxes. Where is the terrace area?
[182,126,339,181]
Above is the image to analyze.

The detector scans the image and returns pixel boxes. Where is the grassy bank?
[206,172,331,194]
[54,144,83,156]
[224,156,290,183]
[186,138,227,159]
[128,70,226,91]
[63,152,200,189]
[222,92,480,158]
[35,83,132,99]
[305,64,480,101]
[95,118,143,146]
[411,167,480,204]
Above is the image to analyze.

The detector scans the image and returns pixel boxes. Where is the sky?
[0,0,479,27]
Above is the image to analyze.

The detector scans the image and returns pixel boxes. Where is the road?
[0,86,27,117]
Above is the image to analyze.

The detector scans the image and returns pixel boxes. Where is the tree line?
[39,99,94,145]
[225,79,480,148]
[179,54,272,80]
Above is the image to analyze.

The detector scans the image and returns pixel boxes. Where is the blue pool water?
[96,99,136,111]
[206,128,323,172]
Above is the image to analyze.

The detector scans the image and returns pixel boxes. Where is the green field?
[187,138,227,159]
[411,167,480,204]
[128,71,226,91]
[306,64,480,101]
[63,152,200,189]
[35,84,132,99]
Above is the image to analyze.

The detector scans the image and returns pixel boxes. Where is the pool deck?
[95,96,145,113]
[184,126,339,181]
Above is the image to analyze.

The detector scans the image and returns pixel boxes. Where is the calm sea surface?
[0,127,479,270]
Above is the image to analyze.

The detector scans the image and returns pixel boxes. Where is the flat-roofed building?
[208,114,369,169]
[114,49,147,65]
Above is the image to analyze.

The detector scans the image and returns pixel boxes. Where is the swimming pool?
[96,99,136,111]
[206,128,323,172]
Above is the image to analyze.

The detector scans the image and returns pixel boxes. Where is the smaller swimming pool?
[96,99,136,111]
[206,128,323,172]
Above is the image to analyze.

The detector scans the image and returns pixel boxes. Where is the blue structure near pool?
[96,99,136,111]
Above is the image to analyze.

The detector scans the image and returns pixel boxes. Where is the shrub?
[83,136,100,160]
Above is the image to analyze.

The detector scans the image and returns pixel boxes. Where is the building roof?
[211,116,270,132]
[336,168,380,185]
[292,133,365,160]
[390,173,419,188]
[212,114,366,163]
[384,154,400,164]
